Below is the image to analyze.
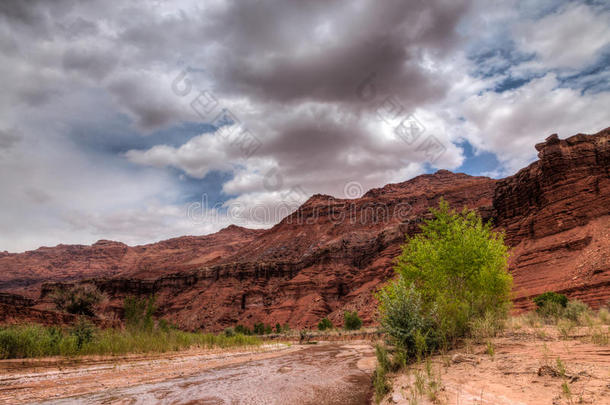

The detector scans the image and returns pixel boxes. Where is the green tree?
[377,200,512,352]
[318,317,333,331]
[344,311,362,330]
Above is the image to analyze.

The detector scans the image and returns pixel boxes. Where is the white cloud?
[458,73,610,173]
[513,3,610,71]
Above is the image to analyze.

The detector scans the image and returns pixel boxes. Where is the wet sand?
[2,342,375,405]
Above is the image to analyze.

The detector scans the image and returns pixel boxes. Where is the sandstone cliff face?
[0,226,264,296]
[1,128,609,330]
[494,128,610,310]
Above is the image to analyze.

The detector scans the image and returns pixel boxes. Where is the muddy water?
[42,343,375,405]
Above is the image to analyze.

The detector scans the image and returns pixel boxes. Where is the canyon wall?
[1,128,608,330]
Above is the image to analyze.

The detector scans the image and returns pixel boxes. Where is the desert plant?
[253,322,265,335]
[0,322,261,359]
[372,364,390,403]
[564,300,590,323]
[52,284,105,316]
[485,340,495,357]
[71,319,94,349]
[598,307,610,325]
[376,279,440,357]
[317,317,333,331]
[275,323,282,334]
[377,200,512,354]
[533,292,568,313]
[470,310,505,343]
[557,319,575,340]
[234,324,252,335]
[123,296,155,331]
[590,327,609,345]
[344,311,362,330]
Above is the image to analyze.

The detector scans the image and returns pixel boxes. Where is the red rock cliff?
[1,128,609,330]
[494,128,610,310]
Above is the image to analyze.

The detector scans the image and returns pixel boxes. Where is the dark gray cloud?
[0,128,21,149]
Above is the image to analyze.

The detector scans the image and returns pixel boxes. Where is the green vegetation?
[52,284,105,316]
[317,317,333,331]
[234,324,252,335]
[373,344,391,402]
[0,321,260,359]
[343,311,362,330]
[124,296,156,331]
[0,295,261,359]
[377,200,512,357]
[534,292,568,309]
[532,292,593,325]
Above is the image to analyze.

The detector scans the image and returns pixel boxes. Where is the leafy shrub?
[533,292,568,310]
[377,200,512,355]
[344,311,362,330]
[275,323,282,334]
[53,284,105,316]
[224,327,235,337]
[376,279,439,356]
[317,317,333,331]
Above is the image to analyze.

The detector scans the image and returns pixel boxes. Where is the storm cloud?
[0,0,608,251]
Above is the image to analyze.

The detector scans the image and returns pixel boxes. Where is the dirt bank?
[380,325,610,405]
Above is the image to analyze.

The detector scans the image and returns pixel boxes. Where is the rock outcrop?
[1,128,608,330]
[494,128,610,310]
[0,225,264,296]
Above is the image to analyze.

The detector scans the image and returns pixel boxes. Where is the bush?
[344,311,362,330]
[376,279,440,356]
[533,292,568,310]
[124,296,155,331]
[318,317,333,331]
[377,200,512,355]
[234,324,251,335]
[52,284,105,316]
[564,300,590,323]
[275,323,282,334]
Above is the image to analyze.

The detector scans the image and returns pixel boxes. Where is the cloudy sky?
[1,0,609,252]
